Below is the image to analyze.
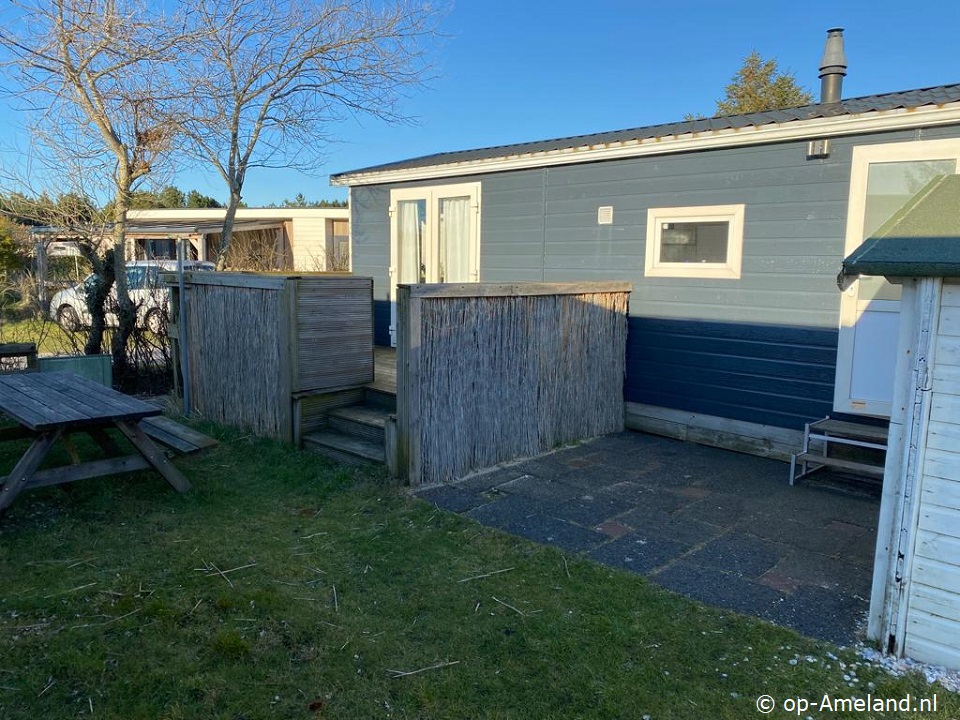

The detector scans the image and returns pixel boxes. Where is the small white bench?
[789,417,888,485]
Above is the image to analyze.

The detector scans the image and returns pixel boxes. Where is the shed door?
[835,140,960,417]
[388,183,481,346]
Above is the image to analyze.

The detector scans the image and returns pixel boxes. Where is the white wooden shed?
[840,174,960,669]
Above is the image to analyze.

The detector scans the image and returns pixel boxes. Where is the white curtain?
[439,196,470,283]
[397,200,424,283]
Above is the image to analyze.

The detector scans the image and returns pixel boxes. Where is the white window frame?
[644,204,745,279]
[834,138,960,417]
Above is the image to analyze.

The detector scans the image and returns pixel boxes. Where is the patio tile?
[684,532,783,579]
[652,562,787,617]
[418,486,486,513]
[675,486,712,500]
[496,474,574,502]
[556,464,643,490]
[517,454,578,479]
[618,504,722,546]
[602,483,697,514]
[768,550,874,592]
[418,429,880,645]
[758,570,801,594]
[543,492,631,527]
[588,534,689,575]
[509,514,606,553]
[464,493,539,532]
[764,585,868,646]
[596,519,632,539]
[744,516,873,558]
[674,492,752,528]
[456,467,525,493]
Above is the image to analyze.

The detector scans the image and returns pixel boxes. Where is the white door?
[835,139,960,417]
[388,183,481,345]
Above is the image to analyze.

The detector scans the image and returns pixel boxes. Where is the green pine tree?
[714,51,813,116]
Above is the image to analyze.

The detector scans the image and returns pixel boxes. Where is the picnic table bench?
[0,371,190,513]
[0,342,38,371]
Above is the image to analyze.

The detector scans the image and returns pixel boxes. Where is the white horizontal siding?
[290,218,328,270]
[904,617,960,668]
[926,418,960,452]
[920,476,960,511]
[905,281,960,670]
[935,334,960,367]
[915,528,960,566]
[908,583,959,620]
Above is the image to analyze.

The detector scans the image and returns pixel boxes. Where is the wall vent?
[597,206,614,225]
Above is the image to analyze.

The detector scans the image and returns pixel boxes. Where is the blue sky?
[4,1,960,206]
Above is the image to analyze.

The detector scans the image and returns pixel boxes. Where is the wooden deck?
[370,347,397,394]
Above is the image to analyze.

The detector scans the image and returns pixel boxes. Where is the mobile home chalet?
[331,30,960,460]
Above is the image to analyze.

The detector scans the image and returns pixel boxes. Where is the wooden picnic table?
[0,371,189,513]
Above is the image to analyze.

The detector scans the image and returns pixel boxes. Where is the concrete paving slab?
[543,492,632,527]
[674,492,753,528]
[418,430,881,646]
[509,514,607,553]
[598,482,694,513]
[418,486,486,514]
[618,504,723,546]
[653,561,787,618]
[496,473,575,503]
[684,532,784,580]
[766,551,874,592]
[588,534,691,575]
[765,585,869,646]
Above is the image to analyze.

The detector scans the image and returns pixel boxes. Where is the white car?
[50,260,215,333]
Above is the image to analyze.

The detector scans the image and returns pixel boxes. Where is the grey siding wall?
[348,124,960,428]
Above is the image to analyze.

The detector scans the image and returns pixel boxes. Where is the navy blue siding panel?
[373,299,391,347]
[625,317,838,430]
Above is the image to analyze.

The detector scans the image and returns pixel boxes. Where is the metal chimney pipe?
[819,27,847,104]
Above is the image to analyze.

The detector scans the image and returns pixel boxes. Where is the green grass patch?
[0,316,81,355]
[0,426,955,719]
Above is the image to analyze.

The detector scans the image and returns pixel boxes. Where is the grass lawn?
[0,316,84,356]
[0,425,955,719]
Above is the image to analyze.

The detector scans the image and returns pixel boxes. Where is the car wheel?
[56,305,81,332]
[145,308,165,335]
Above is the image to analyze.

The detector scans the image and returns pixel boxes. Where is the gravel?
[858,647,960,693]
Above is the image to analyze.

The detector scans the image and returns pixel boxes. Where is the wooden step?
[364,386,396,412]
[809,418,889,444]
[327,405,388,444]
[793,452,885,479]
[303,430,384,466]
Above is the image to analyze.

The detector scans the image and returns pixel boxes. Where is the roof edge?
[332,102,960,187]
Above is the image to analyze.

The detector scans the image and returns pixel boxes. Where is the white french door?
[835,139,960,417]
[388,183,481,345]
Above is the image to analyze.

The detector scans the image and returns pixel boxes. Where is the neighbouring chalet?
[330,28,960,462]
[125,207,350,271]
[37,207,350,272]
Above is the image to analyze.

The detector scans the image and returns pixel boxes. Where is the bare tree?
[0,0,186,377]
[184,0,437,268]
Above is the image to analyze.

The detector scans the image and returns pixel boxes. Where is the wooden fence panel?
[171,272,373,441]
[397,282,631,485]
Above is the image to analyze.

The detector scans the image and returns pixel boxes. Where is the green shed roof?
[839,174,960,285]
